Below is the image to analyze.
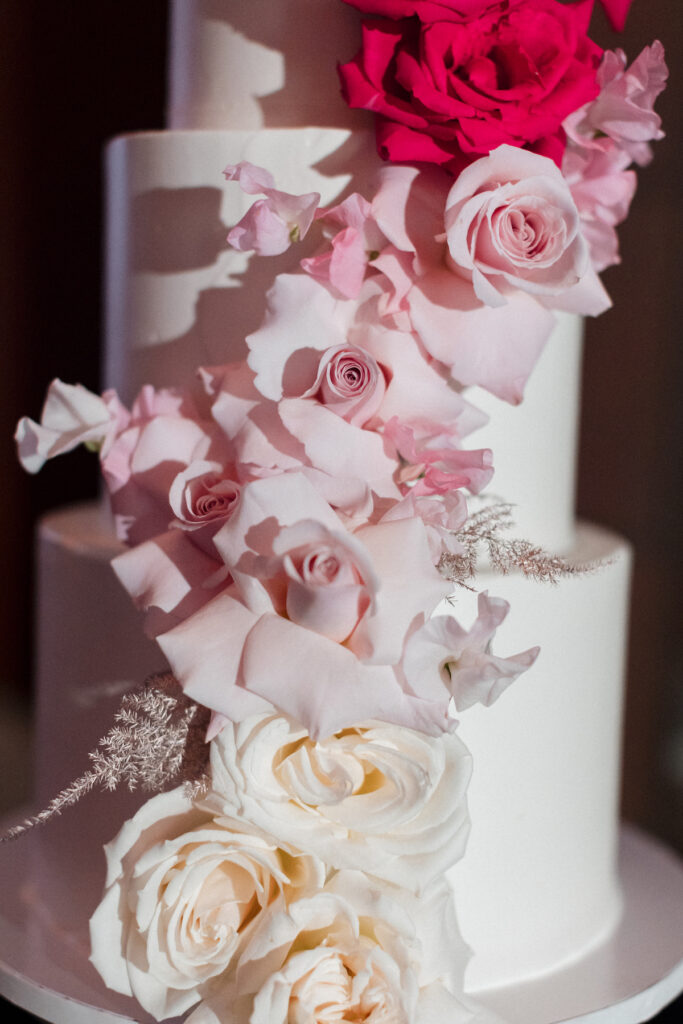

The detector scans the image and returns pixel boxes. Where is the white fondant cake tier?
[470,312,583,552]
[447,524,632,993]
[168,0,368,130]
[30,503,630,994]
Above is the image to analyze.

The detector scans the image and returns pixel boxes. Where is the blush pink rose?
[339,0,602,174]
[169,460,241,531]
[444,145,610,314]
[308,345,387,426]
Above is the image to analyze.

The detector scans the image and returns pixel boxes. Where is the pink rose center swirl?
[188,476,240,523]
[321,350,374,401]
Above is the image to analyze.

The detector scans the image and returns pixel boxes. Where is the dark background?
[0,1,681,1020]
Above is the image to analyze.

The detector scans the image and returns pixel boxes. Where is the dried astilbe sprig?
[1,673,211,843]
[440,502,602,587]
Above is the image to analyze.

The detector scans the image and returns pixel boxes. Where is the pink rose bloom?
[564,43,668,168]
[371,164,558,403]
[156,473,454,739]
[444,145,610,314]
[339,0,602,174]
[169,461,241,531]
[225,162,320,256]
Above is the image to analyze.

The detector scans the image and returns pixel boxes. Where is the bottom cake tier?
[27,502,631,1001]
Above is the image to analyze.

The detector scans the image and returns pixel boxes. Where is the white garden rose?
[202,713,472,891]
[89,787,324,1021]
[186,871,474,1024]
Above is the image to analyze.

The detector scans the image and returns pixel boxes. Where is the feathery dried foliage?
[440,503,601,586]
[1,673,211,842]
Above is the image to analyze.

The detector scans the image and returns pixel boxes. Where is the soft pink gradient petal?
[350,518,451,665]
[240,614,450,740]
[246,275,349,401]
[278,399,401,501]
[408,270,554,403]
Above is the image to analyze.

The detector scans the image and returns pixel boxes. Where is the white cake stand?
[0,819,681,1024]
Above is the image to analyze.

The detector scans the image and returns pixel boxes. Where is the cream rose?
[202,713,472,891]
[89,787,324,1021]
[186,871,471,1024]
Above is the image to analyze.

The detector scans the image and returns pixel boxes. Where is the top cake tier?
[168,0,368,130]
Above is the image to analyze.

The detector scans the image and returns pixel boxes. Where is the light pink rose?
[309,345,387,426]
[225,162,320,256]
[156,473,454,739]
[380,490,468,563]
[169,460,241,531]
[444,146,610,315]
[403,591,540,712]
[371,164,557,403]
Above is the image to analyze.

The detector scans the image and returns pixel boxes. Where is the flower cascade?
[13,2,665,1022]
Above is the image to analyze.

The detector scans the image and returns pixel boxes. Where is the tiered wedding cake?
[7,1,671,1022]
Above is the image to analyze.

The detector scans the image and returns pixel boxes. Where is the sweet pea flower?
[224,162,320,256]
[15,379,127,474]
[562,144,636,273]
[564,43,668,167]
[403,591,540,712]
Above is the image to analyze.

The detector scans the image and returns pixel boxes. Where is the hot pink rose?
[339,0,602,174]
[444,145,609,314]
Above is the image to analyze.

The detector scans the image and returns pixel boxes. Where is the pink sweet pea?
[403,591,540,710]
[225,162,320,256]
[15,379,127,474]
[564,43,668,167]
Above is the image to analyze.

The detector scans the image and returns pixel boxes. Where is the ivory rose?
[444,146,610,314]
[89,787,324,1021]
[186,871,472,1024]
[339,0,602,173]
[202,713,472,891]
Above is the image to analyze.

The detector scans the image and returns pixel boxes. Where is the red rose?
[339,0,603,174]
